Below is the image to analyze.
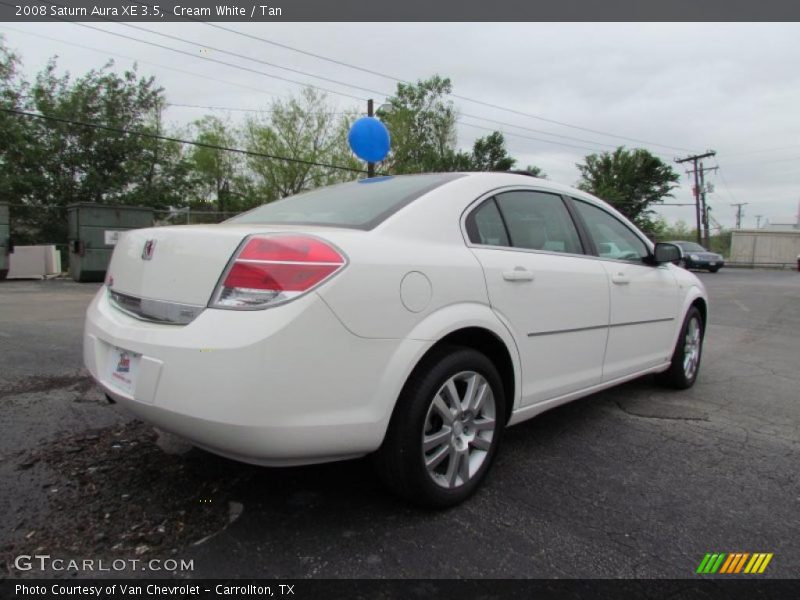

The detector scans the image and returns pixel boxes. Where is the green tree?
[187,116,250,212]
[378,75,458,174]
[466,131,515,171]
[0,37,36,206]
[244,87,359,200]
[522,165,547,178]
[11,58,170,243]
[440,131,517,172]
[577,146,679,233]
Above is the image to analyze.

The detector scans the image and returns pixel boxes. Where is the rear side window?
[466,199,510,247]
[572,199,649,261]
[229,173,464,230]
[494,191,583,254]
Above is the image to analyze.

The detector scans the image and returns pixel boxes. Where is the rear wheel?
[657,306,704,389]
[374,346,505,508]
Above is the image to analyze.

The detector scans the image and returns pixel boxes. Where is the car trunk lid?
[106,224,360,311]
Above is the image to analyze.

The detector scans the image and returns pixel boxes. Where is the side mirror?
[652,242,682,264]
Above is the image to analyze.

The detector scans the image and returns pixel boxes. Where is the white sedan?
[84,172,707,507]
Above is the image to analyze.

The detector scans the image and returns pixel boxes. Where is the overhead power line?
[177,18,697,152]
[1,107,368,174]
[58,0,694,154]
[116,22,391,98]
[0,0,369,101]
[3,3,694,161]
[0,25,289,100]
[458,120,601,153]
[75,19,626,152]
[717,144,800,158]
[67,21,369,102]
[167,103,356,115]
[14,22,615,155]
[2,22,611,157]
[5,2,690,159]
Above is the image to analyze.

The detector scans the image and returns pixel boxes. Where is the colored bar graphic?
[734,553,750,573]
[696,554,713,574]
[719,554,736,574]
[758,553,773,573]
[697,552,772,575]
[711,553,726,573]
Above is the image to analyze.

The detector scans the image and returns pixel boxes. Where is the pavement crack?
[615,401,709,422]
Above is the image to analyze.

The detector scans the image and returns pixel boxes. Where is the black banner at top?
[1,0,800,22]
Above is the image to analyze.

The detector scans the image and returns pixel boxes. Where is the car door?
[570,198,679,380]
[465,189,610,407]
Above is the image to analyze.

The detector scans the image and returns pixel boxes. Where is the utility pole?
[755,215,763,229]
[366,98,375,178]
[731,203,748,229]
[676,150,716,245]
[696,162,718,248]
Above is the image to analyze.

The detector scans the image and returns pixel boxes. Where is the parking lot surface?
[1,269,798,578]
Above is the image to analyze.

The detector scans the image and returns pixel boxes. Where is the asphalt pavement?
[1,269,798,579]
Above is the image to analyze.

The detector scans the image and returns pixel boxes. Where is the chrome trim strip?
[108,289,205,325]
[610,317,675,328]
[527,317,675,337]
[527,324,608,337]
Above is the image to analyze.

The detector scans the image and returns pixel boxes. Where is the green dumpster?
[68,203,154,283]
[0,202,9,280]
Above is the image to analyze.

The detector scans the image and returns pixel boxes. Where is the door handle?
[611,273,630,285]
[502,267,535,282]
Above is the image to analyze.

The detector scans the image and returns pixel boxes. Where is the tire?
[708,267,720,273]
[374,346,506,509]
[657,306,704,389]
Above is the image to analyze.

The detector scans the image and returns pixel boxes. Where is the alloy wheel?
[422,371,496,489]
[683,317,702,380]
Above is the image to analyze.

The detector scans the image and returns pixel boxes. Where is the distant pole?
[755,215,763,229]
[698,162,709,247]
[367,99,375,178]
[676,150,716,245]
[731,202,748,229]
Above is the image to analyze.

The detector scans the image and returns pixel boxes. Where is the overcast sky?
[2,22,799,229]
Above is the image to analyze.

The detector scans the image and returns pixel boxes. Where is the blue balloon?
[348,117,391,163]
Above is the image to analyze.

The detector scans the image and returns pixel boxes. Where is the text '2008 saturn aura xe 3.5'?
[84,172,707,507]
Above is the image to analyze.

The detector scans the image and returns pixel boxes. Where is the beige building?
[730,229,800,267]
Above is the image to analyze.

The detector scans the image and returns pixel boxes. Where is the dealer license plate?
[107,346,140,395]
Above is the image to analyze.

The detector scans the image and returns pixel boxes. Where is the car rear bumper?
[686,259,724,269]
[84,287,423,465]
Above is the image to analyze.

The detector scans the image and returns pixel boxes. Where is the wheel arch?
[390,303,521,428]
[691,295,708,330]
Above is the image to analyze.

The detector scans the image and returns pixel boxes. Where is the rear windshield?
[228,173,464,230]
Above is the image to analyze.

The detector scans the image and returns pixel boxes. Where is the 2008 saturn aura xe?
[84,172,708,507]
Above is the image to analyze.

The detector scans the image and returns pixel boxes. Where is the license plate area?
[107,346,141,396]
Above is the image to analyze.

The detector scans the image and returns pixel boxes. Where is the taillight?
[210,234,346,309]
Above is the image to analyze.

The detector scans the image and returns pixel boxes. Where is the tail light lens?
[210,234,346,309]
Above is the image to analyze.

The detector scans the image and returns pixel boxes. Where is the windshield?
[673,241,707,252]
[228,173,464,230]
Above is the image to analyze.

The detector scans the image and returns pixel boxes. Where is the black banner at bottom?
[3,579,800,600]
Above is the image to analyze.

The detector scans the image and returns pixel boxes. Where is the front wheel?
[708,267,720,273]
[657,306,704,389]
[374,346,505,508]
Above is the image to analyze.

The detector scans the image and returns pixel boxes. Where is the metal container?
[68,203,154,282]
[0,202,9,280]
